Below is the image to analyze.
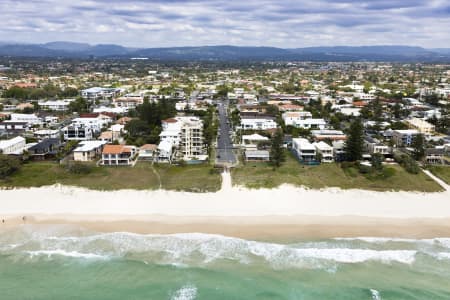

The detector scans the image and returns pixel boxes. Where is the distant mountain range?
[0,42,449,62]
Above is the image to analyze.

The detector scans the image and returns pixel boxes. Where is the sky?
[1,0,449,48]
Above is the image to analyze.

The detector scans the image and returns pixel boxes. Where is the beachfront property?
[424,148,446,165]
[392,129,421,147]
[27,138,61,160]
[138,144,157,161]
[239,116,278,130]
[73,140,107,162]
[312,141,334,163]
[244,150,270,162]
[406,118,435,134]
[0,136,26,154]
[158,116,207,161]
[101,144,137,166]
[365,137,391,156]
[292,138,316,163]
[241,133,269,151]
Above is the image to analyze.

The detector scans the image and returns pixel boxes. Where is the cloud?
[0,0,448,48]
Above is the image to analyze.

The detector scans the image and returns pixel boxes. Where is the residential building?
[38,99,74,111]
[63,125,95,141]
[311,130,347,142]
[241,133,269,150]
[138,144,157,161]
[312,141,334,163]
[0,121,28,133]
[0,136,26,154]
[239,117,278,130]
[81,87,120,101]
[406,118,435,134]
[392,130,420,147]
[292,138,316,162]
[73,141,107,161]
[27,138,61,160]
[10,113,42,126]
[34,129,60,140]
[365,137,391,156]
[332,140,346,162]
[113,96,144,109]
[179,117,206,160]
[101,144,137,166]
[291,118,327,130]
[244,150,270,162]
[282,112,312,126]
[424,148,445,165]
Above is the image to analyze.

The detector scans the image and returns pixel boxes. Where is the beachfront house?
[312,141,334,163]
[0,136,26,155]
[101,144,137,166]
[292,138,316,163]
[244,150,270,162]
[27,138,62,160]
[241,133,269,151]
[138,144,158,161]
[73,141,107,162]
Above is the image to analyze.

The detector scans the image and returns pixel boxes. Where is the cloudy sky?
[1,0,449,48]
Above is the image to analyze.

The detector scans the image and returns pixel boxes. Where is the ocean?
[1,225,450,300]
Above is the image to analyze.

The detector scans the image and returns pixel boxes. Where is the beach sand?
[1,183,450,239]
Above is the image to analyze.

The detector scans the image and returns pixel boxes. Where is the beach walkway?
[422,169,449,191]
[221,169,232,191]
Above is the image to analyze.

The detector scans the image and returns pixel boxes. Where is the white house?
[101,144,137,166]
[292,119,327,130]
[63,125,95,141]
[282,112,312,126]
[239,117,278,130]
[73,140,107,161]
[38,99,74,111]
[10,113,42,126]
[0,136,26,154]
[292,138,316,162]
[34,129,60,140]
[242,133,269,150]
[81,87,120,100]
[312,141,334,163]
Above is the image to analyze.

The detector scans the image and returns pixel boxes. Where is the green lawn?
[427,166,450,185]
[0,161,221,192]
[231,151,442,192]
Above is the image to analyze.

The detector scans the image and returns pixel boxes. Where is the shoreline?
[2,214,450,240]
[1,184,450,239]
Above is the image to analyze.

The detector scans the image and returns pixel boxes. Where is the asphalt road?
[216,101,237,165]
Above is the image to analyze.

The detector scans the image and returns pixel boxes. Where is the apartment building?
[392,130,420,147]
[406,118,435,134]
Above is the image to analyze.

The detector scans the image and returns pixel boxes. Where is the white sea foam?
[171,285,197,300]
[0,231,429,267]
[26,250,108,260]
[370,289,381,300]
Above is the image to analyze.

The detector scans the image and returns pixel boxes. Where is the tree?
[344,118,364,161]
[0,154,21,179]
[270,129,285,168]
[411,134,425,161]
[371,153,384,171]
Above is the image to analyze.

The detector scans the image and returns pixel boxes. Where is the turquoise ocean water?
[1,225,450,300]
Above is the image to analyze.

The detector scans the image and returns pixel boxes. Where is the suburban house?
[312,141,334,163]
[0,136,26,155]
[113,96,144,110]
[138,144,157,161]
[0,121,28,133]
[101,144,137,166]
[157,140,174,163]
[424,148,445,165]
[38,99,74,111]
[73,141,107,162]
[244,150,270,162]
[63,125,95,141]
[282,112,313,126]
[34,129,60,140]
[81,87,121,101]
[332,140,346,162]
[392,129,420,147]
[241,133,269,150]
[239,116,278,130]
[292,138,316,163]
[10,113,42,126]
[27,138,61,160]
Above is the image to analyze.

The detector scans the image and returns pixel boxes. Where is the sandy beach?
[1,181,450,239]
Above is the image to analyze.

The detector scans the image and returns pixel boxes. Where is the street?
[216,101,237,165]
